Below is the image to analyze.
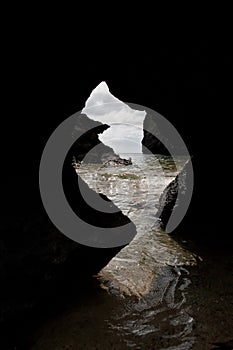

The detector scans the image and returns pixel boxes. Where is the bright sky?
[82,82,146,154]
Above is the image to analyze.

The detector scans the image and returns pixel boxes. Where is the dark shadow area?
[157,156,233,250]
[1,36,232,348]
[0,114,136,349]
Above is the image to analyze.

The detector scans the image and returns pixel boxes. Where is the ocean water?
[31,155,233,350]
[77,154,186,237]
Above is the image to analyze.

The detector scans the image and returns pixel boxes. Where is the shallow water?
[30,155,233,349]
[31,252,233,350]
[77,154,185,238]
[77,155,196,297]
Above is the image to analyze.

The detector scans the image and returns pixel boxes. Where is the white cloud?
[82,81,146,154]
[99,124,143,154]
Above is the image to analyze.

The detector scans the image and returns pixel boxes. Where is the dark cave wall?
[1,39,232,347]
[68,113,117,163]
[0,113,136,333]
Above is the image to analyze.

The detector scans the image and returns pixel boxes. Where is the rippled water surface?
[77,154,185,234]
[31,155,233,350]
[77,155,196,296]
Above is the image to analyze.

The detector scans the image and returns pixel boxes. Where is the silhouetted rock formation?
[103,157,132,166]
[69,113,118,163]
[2,41,232,347]
[68,114,133,165]
[0,113,136,347]
[157,160,189,229]
[142,113,171,155]
[63,112,136,228]
[142,112,186,156]
[157,158,232,249]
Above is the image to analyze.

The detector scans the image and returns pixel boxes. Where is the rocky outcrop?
[103,157,132,166]
[156,160,189,230]
[65,113,133,166]
[0,202,129,348]
[62,113,136,230]
[157,157,232,248]
[142,113,171,155]
[97,226,197,298]
[142,112,186,156]
[0,113,136,348]
[68,113,117,163]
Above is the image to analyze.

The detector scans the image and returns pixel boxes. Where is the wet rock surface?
[98,227,198,298]
[157,159,189,230]
[29,244,233,350]
[157,157,233,248]
[77,155,197,297]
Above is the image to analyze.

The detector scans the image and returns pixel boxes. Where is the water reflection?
[77,155,197,297]
[76,154,197,348]
[77,154,185,237]
[107,265,195,349]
